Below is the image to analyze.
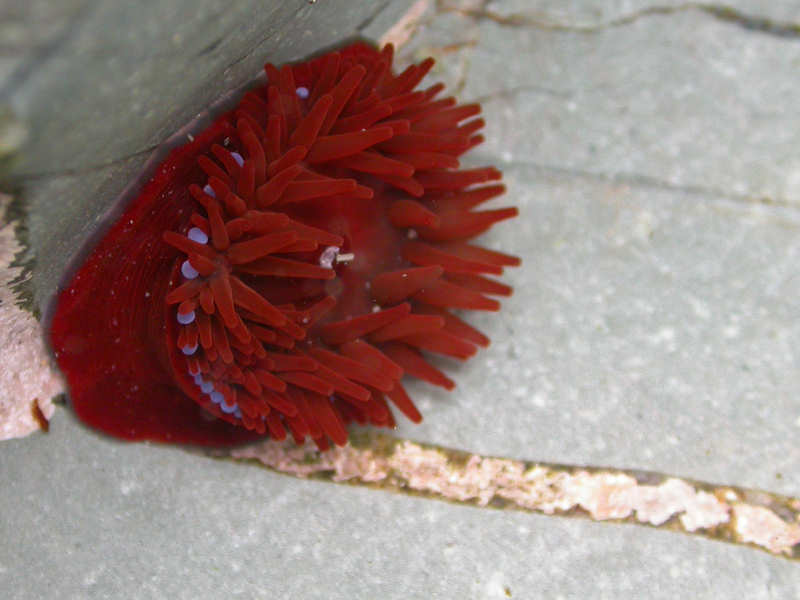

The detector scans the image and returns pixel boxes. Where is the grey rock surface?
[2,0,799,598]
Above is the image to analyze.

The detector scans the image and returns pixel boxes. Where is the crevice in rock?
[440,1,800,40]
[501,158,800,216]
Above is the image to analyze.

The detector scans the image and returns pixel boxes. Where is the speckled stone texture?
[1,1,799,598]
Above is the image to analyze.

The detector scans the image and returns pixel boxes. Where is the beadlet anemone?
[49,42,519,450]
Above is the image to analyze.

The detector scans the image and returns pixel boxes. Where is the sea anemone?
[49,42,519,450]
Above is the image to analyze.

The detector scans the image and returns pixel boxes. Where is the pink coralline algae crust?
[734,504,800,555]
[0,194,62,441]
[230,436,800,558]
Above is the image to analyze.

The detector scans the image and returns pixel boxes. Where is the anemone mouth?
[49,41,519,449]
